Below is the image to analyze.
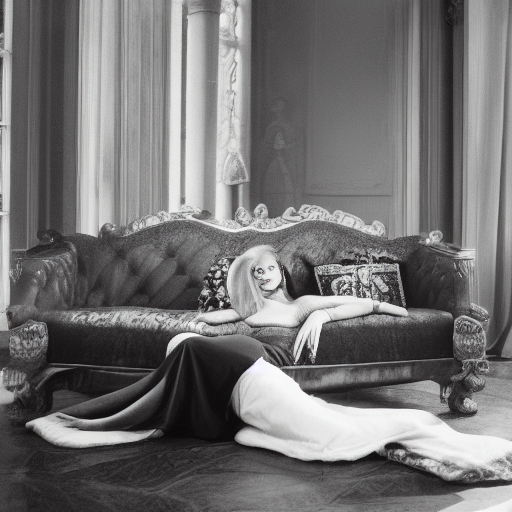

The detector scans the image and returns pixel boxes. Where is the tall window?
[0,0,12,330]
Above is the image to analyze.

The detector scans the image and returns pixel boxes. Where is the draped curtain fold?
[77,0,175,235]
[466,1,512,356]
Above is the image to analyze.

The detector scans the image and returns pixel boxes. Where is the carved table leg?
[447,315,489,414]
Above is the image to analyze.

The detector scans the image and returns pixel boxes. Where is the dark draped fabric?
[61,335,290,441]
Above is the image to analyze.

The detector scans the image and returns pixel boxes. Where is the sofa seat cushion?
[313,308,454,365]
[37,307,453,370]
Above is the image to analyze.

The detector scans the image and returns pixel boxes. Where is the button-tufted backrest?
[62,220,425,311]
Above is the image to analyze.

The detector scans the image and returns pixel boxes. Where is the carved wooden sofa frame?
[5,205,490,417]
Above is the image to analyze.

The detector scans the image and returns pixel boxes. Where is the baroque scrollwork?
[3,321,53,420]
[9,320,49,362]
[211,204,386,236]
[468,302,490,330]
[100,204,387,237]
[424,230,444,244]
[452,314,486,360]
[99,206,205,238]
[447,315,489,414]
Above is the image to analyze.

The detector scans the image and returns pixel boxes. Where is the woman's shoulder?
[288,295,329,322]
[293,294,323,306]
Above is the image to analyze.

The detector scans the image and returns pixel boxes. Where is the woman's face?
[251,253,282,293]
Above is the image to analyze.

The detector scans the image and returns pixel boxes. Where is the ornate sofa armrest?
[8,234,77,328]
[405,234,491,414]
[404,235,476,318]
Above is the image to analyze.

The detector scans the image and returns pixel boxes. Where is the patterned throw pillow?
[314,263,406,308]
[198,257,235,312]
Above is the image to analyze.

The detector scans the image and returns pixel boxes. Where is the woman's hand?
[187,319,208,332]
[187,313,209,332]
[194,312,208,323]
[293,309,331,364]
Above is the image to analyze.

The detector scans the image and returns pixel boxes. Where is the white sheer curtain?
[77,0,182,235]
[462,1,512,357]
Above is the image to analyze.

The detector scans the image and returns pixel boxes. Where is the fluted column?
[185,0,221,212]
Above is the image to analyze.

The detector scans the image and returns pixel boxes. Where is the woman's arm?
[293,299,408,363]
[194,308,242,325]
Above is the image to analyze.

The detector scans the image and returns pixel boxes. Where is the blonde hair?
[227,245,283,319]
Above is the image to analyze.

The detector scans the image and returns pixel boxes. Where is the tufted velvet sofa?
[7,211,490,414]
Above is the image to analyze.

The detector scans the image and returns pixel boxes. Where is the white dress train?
[231,358,512,483]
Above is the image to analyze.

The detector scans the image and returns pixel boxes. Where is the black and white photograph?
[1,1,512,511]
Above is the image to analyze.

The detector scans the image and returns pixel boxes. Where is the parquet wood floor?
[1,335,512,512]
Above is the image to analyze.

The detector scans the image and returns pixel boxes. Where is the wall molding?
[306,1,420,238]
[306,177,391,197]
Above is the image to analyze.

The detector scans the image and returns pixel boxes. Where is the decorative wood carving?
[422,232,487,414]
[8,258,22,284]
[446,315,489,414]
[3,320,52,419]
[422,230,475,260]
[99,204,387,238]
[99,209,198,238]
[9,320,49,362]
[422,230,476,317]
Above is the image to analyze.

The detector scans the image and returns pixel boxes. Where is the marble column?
[185,0,222,213]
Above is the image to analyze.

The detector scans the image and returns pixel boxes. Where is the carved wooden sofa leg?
[2,367,55,419]
[2,320,55,421]
[445,314,489,415]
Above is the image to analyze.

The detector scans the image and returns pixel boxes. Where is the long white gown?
[231,358,512,484]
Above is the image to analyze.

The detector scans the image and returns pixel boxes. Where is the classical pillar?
[185,0,222,213]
